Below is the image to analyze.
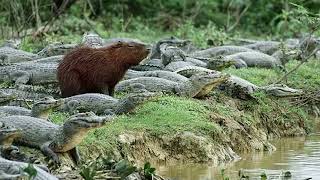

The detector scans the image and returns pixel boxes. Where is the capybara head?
[107,41,150,66]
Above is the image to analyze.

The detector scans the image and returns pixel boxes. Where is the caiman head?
[113,89,161,115]
[0,123,21,147]
[263,84,303,97]
[189,71,230,98]
[53,112,114,152]
[32,96,64,119]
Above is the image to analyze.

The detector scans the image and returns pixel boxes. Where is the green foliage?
[48,112,70,125]
[80,164,97,180]
[1,0,320,39]
[143,162,156,180]
[260,172,267,180]
[174,20,228,48]
[22,163,37,180]
[224,59,320,90]
[271,3,320,37]
[79,156,158,179]
[114,159,137,178]
[220,169,230,180]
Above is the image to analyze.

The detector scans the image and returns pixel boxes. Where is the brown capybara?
[57,41,150,97]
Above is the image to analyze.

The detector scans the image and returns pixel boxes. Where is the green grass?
[50,95,223,151]
[2,15,317,158]
[224,59,320,90]
[49,92,313,154]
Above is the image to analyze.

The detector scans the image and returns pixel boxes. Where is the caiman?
[0,112,113,165]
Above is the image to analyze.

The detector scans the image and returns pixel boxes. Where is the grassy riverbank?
[2,15,319,166]
[48,58,319,165]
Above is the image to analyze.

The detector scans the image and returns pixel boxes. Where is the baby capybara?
[57,41,150,97]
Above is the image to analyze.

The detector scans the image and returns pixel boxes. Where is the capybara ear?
[111,41,123,48]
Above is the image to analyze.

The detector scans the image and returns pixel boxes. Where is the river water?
[157,133,320,180]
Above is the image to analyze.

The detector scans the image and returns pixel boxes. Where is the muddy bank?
[79,94,310,166]
[155,132,320,180]
[18,94,311,178]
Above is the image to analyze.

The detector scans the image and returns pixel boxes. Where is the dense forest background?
[1,0,320,47]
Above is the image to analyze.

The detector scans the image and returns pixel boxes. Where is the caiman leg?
[11,71,30,85]
[68,147,81,165]
[40,142,61,165]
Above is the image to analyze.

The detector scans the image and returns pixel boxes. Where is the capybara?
[57,41,150,97]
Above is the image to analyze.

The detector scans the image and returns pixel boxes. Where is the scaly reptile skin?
[0,112,113,165]
[116,71,229,98]
[61,91,158,115]
[0,157,58,180]
[0,97,64,120]
[0,46,39,64]
[0,62,58,85]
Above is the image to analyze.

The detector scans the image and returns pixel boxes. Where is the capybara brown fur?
[57,41,150,97]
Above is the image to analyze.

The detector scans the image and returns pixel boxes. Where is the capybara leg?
[108,87,115,97]
[101,86,109,95]
[60,71,82,98]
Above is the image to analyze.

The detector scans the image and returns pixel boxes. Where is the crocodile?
[175,66,213,78]
[0,125,29,163]
[103,37,149,47]
[31,55,64,64]
[0,112,113,165]
[0,62,58,85]
[190,45,255,58]
[243,41,281,55]
[285,38,300,48]
[160,44,187,66]
[206,56,236,70]
[261,84,303,97]
[174,66,302,99]
[60,90,158,115]
[131,63,164,71]
[37,43,78,57]
[0,39,21,49]
[223,51,282,69]
[124,70,190,83]
[164,61,196,72]
[148,36,191,59]
[297,35,320,59]
[115,71,229,98]
[0,87,51,102]
[81,32,103,48]
[0,157,58,180]
[271,49,300,65]
[219,75,259,99]
[0,92,16,104]
[0,46,39,64]
[0,96,64,120]
[184,57,207,67]
[220,76,302,99]
[0,124,21,150]
[0,87,55,108]
[14,84,61,98]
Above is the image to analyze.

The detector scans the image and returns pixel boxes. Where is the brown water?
[157,133,320,180]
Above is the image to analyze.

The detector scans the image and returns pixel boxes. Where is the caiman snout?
[66,112,115,128]
[0,127,21,142]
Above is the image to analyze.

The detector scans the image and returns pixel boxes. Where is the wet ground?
[157,132,320,180]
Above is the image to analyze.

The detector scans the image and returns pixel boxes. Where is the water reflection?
[157,134,320,180]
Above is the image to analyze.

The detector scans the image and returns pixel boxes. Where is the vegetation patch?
[48,88,313,164]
